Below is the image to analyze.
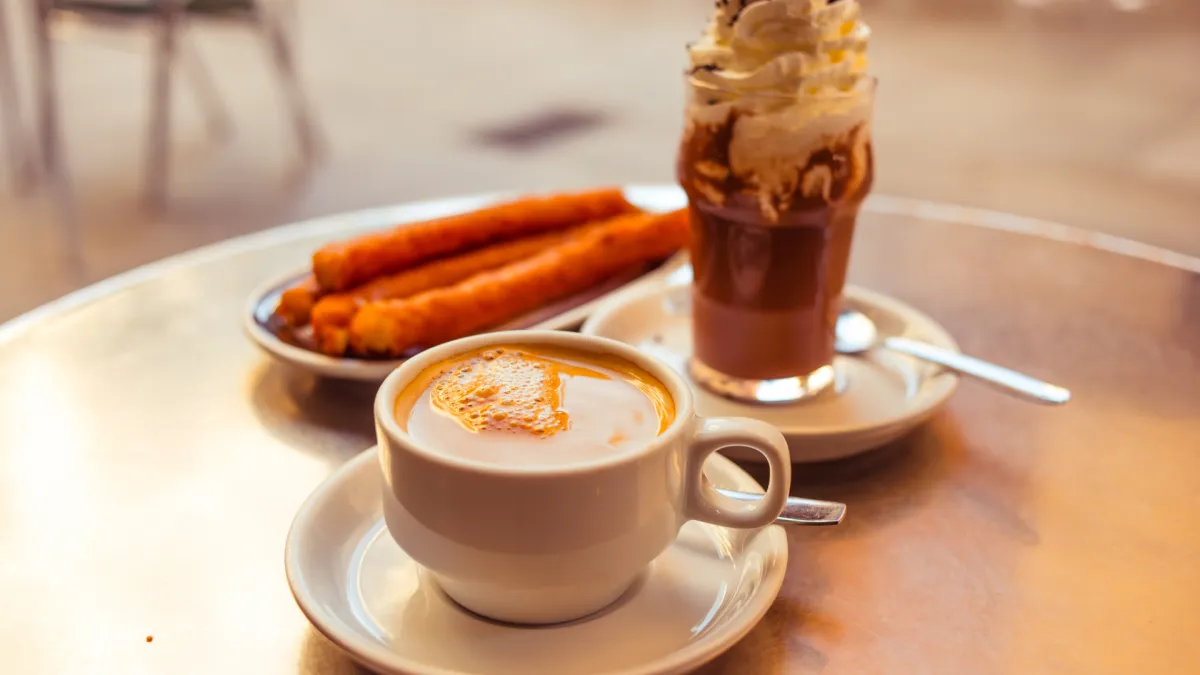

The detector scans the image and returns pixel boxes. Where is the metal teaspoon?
[835,310,1071,405]
[715,487,846,526]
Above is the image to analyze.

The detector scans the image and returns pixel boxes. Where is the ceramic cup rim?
[374,330,697,478]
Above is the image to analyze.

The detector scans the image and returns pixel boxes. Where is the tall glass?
[676,77,875,404]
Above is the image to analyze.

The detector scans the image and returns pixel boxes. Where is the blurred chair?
[30,0,323,212]
[0,0,34,191]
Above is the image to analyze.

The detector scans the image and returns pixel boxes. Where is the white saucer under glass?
[581,278,959,462]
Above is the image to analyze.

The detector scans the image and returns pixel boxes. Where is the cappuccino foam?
[395,344,675,468]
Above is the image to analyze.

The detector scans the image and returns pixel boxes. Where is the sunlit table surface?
[1,191,1198,674]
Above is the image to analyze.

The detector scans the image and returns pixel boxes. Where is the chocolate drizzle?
[678,110,873,219]
[728,0,760,25]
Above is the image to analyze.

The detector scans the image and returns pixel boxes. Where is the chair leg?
[254,0,323,165]
[31,0,82,270]
[179,33,234,142]
[144,1,182,212]
[31,0,63,182]
[0,0,34,192]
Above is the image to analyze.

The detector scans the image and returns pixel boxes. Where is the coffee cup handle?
[683,417,792,529]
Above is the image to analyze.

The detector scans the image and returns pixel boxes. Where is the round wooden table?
[1,191,1196,674]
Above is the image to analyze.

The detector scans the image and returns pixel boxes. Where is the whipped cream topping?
[688,0,871,100]
[681,0,875,220]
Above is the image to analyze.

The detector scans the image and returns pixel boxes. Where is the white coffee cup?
[374,330,791,624]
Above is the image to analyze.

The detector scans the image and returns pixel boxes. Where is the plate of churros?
[244,187,691,381]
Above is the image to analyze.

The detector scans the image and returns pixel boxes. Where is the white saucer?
[581,278,959,462]
[285,448,788,675]
[244,253,686,382]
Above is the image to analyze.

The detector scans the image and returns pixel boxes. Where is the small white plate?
[581,278,959,462]
[285,448,787,675]
[243,184,690,382]
[244,254,685,381]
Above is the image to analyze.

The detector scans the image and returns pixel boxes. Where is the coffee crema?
[394,344,675,467]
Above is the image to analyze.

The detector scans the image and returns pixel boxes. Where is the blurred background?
[0,0,1197,321]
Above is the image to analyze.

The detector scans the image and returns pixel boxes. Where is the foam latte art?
[395,345,675,468]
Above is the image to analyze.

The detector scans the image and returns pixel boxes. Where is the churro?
[275,277,321,327]
[348,209,688,357]
[312,188,637,292]
[310,228,581,354]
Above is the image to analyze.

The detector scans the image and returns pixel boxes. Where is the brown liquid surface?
[678,115,874,380]
[394,344,675,468]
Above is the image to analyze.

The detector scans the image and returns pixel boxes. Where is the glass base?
[688,358,836,405]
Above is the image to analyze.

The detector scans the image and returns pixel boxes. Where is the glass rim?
[684,72,877,101]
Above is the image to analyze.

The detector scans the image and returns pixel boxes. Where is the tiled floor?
[0,0,1197,321]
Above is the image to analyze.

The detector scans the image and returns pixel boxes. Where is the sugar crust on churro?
[348,210,689,358]
[266,189,689,361]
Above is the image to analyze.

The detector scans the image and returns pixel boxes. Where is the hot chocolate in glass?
[677,0,875,402]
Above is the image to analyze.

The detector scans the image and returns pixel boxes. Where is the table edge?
[3,188,1197,347]
[870,195,1200,274]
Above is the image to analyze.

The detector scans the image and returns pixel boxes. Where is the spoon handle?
[883,337,1071,405]
[716,488,846,526]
